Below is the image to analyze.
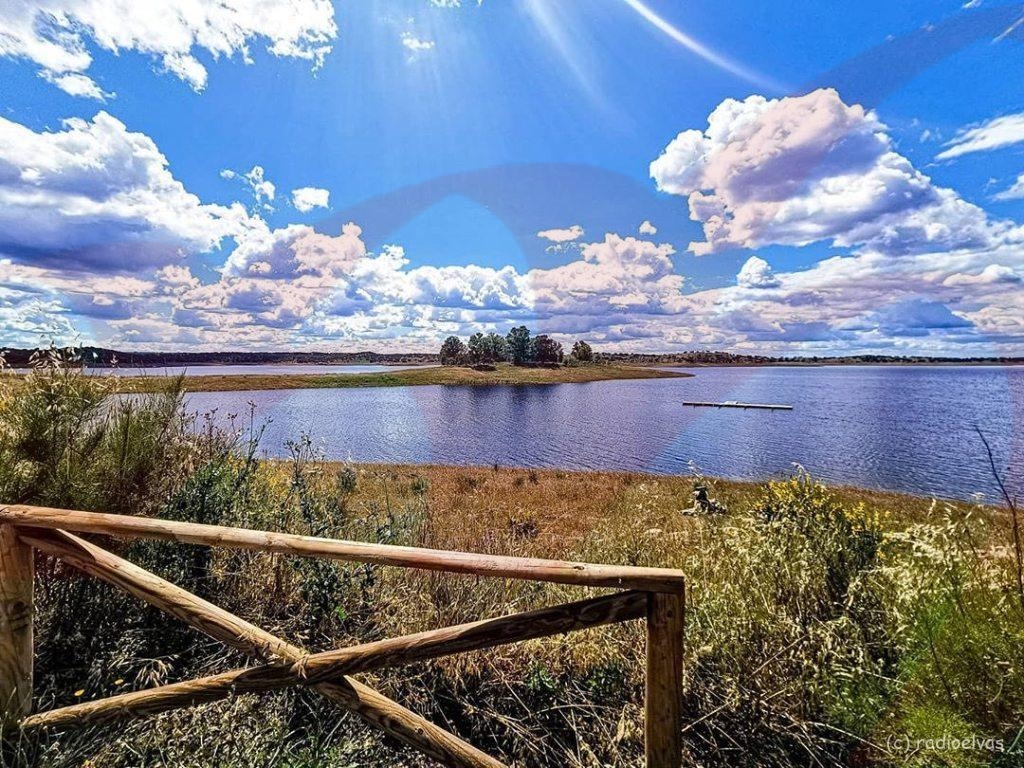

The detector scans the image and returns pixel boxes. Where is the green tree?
[439,336,467,365]
[467,332,486,364]
[533,334,563,364]
[484,332,508,362]
[571,340,593,363]
[506,326,533,365]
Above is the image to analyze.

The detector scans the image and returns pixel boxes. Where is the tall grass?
[0,359,1020,767]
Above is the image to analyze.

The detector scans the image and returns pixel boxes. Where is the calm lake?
[184,365,1023,502]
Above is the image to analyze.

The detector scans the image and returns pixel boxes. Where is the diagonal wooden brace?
[17,527,505,768]
[19,579,645,732]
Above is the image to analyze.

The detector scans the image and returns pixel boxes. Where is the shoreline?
[112,363,692,392]
[286,463,1008,553]
[316,461,1003,511]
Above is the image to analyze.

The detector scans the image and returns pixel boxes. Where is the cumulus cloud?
[537,224,584,243]
[650,88,999,257]
[692,234,1024,353]
[291,186,330,213]
[942,263,1021,286]
[224,221,367,279]
[866,298,973,338]
[638,220,658,235]
[528,234,684,318]
[0,111,255,271]
[736,256,780,289]
[0,0,337,98]
[150,225,533,342]
[638,88,1024,353]
[937,112,1024,160]
[2,98,1023,356]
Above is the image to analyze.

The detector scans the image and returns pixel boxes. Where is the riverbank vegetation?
[111,361,687,393]
[1,360,1021,767]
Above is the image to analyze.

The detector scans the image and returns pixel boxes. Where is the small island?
[119,362,686,392]
[117,327,691,392]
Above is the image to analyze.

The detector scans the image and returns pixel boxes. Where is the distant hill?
[1,346,1020,369]
[596,351,1024,366]
[0,346,438,368]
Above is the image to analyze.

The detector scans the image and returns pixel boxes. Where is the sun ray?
[619,0,786,92]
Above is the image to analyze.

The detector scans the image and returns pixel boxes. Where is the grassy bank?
[1,363,1021,767]
[109,362,689,392]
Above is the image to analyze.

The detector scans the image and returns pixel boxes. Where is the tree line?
[439,327,594,366]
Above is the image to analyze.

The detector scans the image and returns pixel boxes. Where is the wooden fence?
[0,504,685,767]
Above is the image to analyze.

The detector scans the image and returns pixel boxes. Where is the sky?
[0,0,1023,355]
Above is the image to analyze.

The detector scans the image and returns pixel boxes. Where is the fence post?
[645,591,684,768]
[0,524,33,726]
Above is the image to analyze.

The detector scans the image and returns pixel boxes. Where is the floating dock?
[683,401,793,411]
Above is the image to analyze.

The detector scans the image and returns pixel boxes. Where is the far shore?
[113,362,692,392]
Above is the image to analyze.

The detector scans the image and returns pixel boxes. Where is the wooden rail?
[0,505,686,767]
[0,506,686,593]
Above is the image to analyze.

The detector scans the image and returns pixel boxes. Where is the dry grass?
[332,463,991,551]
[9,459,1018,768]
[111,363,689,393]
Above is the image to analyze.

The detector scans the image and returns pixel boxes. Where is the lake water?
[184,365,1023,502]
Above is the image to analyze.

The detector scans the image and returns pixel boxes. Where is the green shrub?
[672,474,889,766]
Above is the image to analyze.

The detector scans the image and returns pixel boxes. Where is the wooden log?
[20,587,645,731]
[0,506,686,593]
[19,528,504,768]
[0,523,33,725]
[645,592,685,768]
[297,590,647,684]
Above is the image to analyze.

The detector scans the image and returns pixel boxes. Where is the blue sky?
[1,0,1023,354]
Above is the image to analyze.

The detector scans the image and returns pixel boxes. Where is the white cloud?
[164,224,533,339]
[224,222,367,279]
[2,98,1023,355]
[638,220,657,235]
[688,235,1024,352]
[223,165,276,211]
[401,33,435,53]
[528,234,684,317]
[8,208,1024,353]
[537,224,584,243]
[41,71,114,100]
[651,88,1001,258]
[291,186,330,213]
[643,88,1024,353]
[942,263,1021,286]
[937,113,1024,160]
[0,0,337,99]
[993,173,1024,201]
[736,256,779,289]
[0,111,255,271]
